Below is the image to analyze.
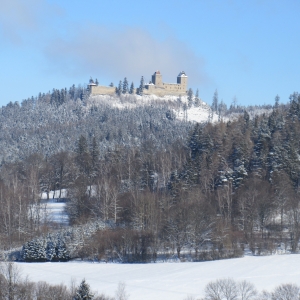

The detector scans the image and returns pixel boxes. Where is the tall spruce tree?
[194,88,200,107]
[275,94,280,109]
[212,89,218,112]
[117,80,122,96]
[138,76,144,96]
[187,88,193,108]
[122,77,129,94]
[129,82,135,94]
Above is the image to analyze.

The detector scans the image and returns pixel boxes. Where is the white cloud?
[0,0,60,44]
[44,25,208,87]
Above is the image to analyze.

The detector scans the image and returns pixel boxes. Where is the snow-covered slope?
[89,94,218,124]
[89,94,271,124]
[18,254,300,300]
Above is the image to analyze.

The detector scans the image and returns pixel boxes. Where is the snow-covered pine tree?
[194,88,200,107]
[117,81,122,96]
[76,135,89,157]
[138,76,144,96]
[22,241,32,262]
[36,238,47,262]
[187,88,193,108]
[129,82,134,94]
[73,279,94,300]
[275,94,280,109]
[46,234,57,261]
[57,235,70,261]
[122,77,129,94]
[212,89,218,112]
[23,239,47,262]
[90,137,99,173]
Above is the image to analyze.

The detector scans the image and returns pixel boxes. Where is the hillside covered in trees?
[0,84,299,264]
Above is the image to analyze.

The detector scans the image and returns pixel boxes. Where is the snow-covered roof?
[178,71,187,77]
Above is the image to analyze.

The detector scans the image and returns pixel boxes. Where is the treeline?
[188,278,300,300]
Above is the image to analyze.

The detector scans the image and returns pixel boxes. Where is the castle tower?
[152,71,163,87]
[177,71,188,91]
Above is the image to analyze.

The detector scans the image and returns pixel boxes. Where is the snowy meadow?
[18,254,300,300]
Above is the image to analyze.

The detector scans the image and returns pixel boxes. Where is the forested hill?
[3,84,300,263]
[1,83,273,164]
[0,90,195,163]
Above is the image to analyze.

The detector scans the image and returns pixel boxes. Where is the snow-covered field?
[39,190,69,225]
[41,200,69,225]
[18,254,300,299]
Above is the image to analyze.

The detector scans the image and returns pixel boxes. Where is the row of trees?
[193,278,300,300]
[22,234,69,262]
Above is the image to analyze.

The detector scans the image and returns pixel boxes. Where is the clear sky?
[1,0,299,107]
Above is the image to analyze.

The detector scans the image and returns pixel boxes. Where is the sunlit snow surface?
[89,94,273,125]
[18,254,300,299]
[41,200,69,225]
[39,190,69,226]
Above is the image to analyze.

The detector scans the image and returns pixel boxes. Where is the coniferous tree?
[117,81,122,96]
[77,135,88,157]
[57,236,69,261]
[129,82,135,94]
[194,88,200,107]
[187,88,193,108]
[46,235,57,261]
[122,77,129,94]
[90,137,99,171]
[212,89,218,112]
[138,76,144,96]
[74,279,94,300]
[69,84,76,100]
[275,94,280,109]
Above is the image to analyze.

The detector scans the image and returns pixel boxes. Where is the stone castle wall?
[90,85,115,95]
[90,71,188,97]
[144,85,186,97]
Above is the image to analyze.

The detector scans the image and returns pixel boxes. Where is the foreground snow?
[18,254,300,299]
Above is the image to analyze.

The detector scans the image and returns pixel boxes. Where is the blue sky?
[1,0,300,107]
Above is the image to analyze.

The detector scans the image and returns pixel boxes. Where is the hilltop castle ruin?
[89,71,188,97]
